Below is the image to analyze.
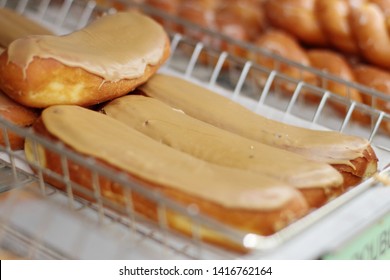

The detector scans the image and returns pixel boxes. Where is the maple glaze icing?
[139,74,371,166]
[6,12,167,81]
[104,95,343,189]
[35,105,299,210]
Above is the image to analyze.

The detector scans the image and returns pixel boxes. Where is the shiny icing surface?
[6,12,167,81]
[139,74,370,165]
[40,105,298,210]
[104,95,343,189]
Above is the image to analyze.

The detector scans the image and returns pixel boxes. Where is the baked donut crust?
[24,105,309,252]
[0,90,38,150]
[0,12,171,108]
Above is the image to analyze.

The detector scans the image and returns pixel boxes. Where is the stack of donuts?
[140,0,390,133]
[0,4,381,252]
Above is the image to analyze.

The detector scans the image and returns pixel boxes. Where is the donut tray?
[0,0,390,260]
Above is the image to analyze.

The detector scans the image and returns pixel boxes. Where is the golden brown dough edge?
[0,36,170,108]
[0,91,39,149]
[333,145,378,188]
[25,117,308,252]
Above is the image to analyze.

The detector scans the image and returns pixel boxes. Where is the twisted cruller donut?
[25,105,309,251]
[264,0,390,69]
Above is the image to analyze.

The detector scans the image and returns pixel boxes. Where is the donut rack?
[0,0,390,260]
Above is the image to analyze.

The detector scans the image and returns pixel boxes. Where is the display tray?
[0,0,389,260]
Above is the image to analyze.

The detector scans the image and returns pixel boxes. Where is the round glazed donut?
[0,12,170,108]
[315,0,361,54]
[348,3,390,69]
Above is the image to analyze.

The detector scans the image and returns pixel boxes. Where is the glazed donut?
[250,30,316,93]
[306,49,370,124]
[139,74,378,186]
[264,0,328,46]
[175,1,265,53]
[25,105,309,251]
[348,3,390,69]
[0,11,170,108]
[263,0,390,69]
[315,0,362,54]
[242,18,384,130]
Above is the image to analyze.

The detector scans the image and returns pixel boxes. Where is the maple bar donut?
[24,105,308,251]
[139,74,378,187]
[0,11,170,108]
[103,94,344,208]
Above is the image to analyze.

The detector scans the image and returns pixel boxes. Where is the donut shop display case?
[0,0,389,260]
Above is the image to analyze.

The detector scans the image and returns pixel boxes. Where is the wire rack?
[0,0,389,260]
